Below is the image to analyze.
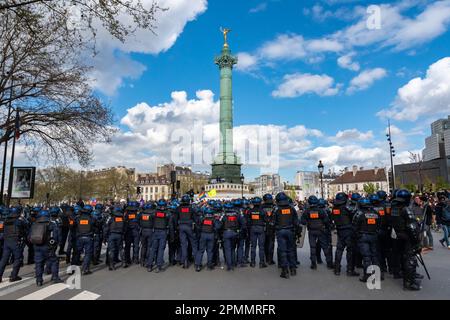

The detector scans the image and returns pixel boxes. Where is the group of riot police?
[0,187,432,290]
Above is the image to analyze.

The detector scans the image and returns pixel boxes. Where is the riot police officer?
[0,207,28,282]
[58,204,70,255]
[353,197,381,282]
[124,201,140,266]
[374,190,392,274]
[331,192,359,276]
[390,189,422,290]
[92,205,105,265]
[148,199,172,273]
[248,197,267,268]
[195,207,221,271]
[167,200,181,266]
[45,207,62,275]
[262,194,276,265]
[104,206,126,271]
[73,205,95,275]
[175,195,198,269]
[274,192,299,278]
[29,209,62,286]
[348,193,363,269]
[316,198,333,268]
[66,205,79,264]
[220,202,245,271]
[301,195,333,270]
[233,199,248,267]
[138,203,154,267]
[25,206,41,264]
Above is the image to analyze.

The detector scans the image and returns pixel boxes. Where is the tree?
[0,0,163,44]
[363,183,375,195]
[0,6,116,165]
[0,1,165,166]
[435,176,450,192]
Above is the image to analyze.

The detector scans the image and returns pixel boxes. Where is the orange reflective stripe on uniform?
[80,220,89,225]
[367,218,376,225]
[310,212,319,219]
[251,214,260,220]
[281,209,290,214]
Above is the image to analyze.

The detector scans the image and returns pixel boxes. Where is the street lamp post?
[386,120,396,192]
[240,173,244,199]
[318,160,324,199]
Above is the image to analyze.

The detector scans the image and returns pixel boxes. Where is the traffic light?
[176,180,180,191]
[137,186,142,194]
[170,170,176,183]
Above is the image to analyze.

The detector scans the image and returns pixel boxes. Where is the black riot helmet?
[308,195,319,206]
[334,192,348,205]
[395,189,412,203]
[263,193,273,204]
[275,192,289,206]
[181,194,191,205]
[376,190,387,201]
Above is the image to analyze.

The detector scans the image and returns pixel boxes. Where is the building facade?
[329,166,389,195]
[156,164,210,195]
[135,174,170,201]
[422,116,450,161]
[294,171,320,198]
[253,174,282,196]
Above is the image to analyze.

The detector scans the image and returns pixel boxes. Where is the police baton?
[416,251,431,280]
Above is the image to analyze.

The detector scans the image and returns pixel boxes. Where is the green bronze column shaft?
[218,46,235,159]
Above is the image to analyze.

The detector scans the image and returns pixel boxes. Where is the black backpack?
[30,222,48,245]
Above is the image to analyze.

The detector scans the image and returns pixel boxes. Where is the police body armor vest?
[223,212,239,230]
[306,208,324,230]
[201,215,215,233]
[373,205,387,227]
[139,211,153,229]
[276,206,294,229]
[77,214,93,236]
[359,211,379,234]
[153,210,168,230]
[3,216,20,239]
[0,217,4,235]
[178,206,193,224]
[249,208,265,227]
[331,206,351,228]
[126,210,139,227]
[110,214,124,233]
[390,205,406,233]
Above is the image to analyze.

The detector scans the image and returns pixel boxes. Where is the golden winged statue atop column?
[219,27,231,47]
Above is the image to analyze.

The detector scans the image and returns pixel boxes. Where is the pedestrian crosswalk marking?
[69,290,100,300]
[0,277,31,289]
[17,283,68,300]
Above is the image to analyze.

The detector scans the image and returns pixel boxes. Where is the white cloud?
[88,0,208,95]
[304,145,387,168]
[91,89,403,173]
[332,129,374,142]
[347,68,387,93]
[332,1,450,51]
[238,1,450,74]
[337,52,360,71]
[272,73,340,98]
[259,34,307,60]
[377,57,450,121]
[236,52,259,71]
[249,2,267,13]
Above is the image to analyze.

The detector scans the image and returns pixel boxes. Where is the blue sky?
[21,0,450,182]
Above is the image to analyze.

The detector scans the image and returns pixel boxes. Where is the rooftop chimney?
[352,165,358,177]
[374,166,379,175]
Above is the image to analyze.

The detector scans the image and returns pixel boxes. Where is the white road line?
[17,283,68,300]
[69,290,100,300]
[0,277,31,289]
